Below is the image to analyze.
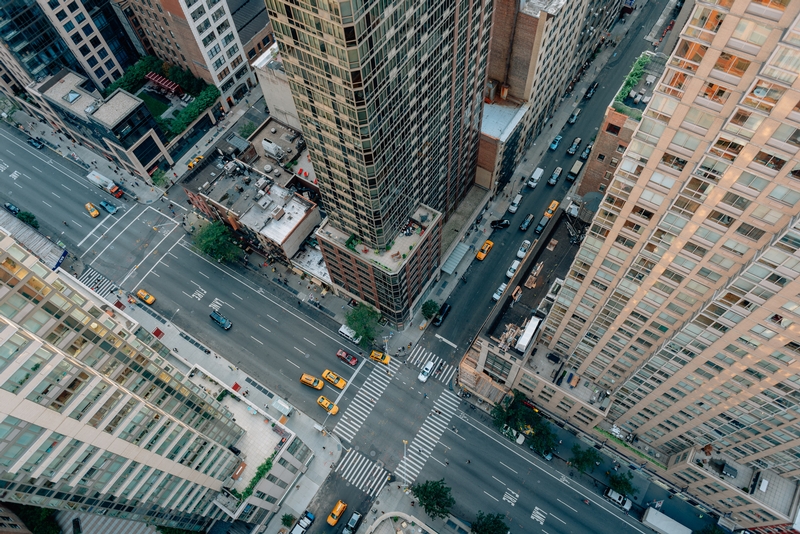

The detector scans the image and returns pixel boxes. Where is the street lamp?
[402,439,408,490]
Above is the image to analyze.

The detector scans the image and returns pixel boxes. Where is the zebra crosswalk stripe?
[333,362,399,442]
[77,266,119,300]
[397,390,460,483]
[334,449,389,496]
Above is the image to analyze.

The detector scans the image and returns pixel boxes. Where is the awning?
[441,242,470,274]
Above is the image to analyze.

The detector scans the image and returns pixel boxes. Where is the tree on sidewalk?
[528,419,558,455]
[410,479,455,520]
[569,443,602,474]
[193,221,241,263]
[421,299,440,320]
[17,211,38,229]
[471,511,508,534]
[281,513,296,527]
[345,303,381,349]
[608,470,638,497]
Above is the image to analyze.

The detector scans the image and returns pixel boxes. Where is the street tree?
[471,511,507,534]
[694,525,726,534]
[16,211,38,229]
[421,299,440,320]
[281,513,296,527]
[238,121,257,139]
[570,444,602,474]
[151,169,168,186]
[346,303,381,348]
[193,221,241,263]
[410,479,455,520]
[608,471,638,497]
[528,419,558,455]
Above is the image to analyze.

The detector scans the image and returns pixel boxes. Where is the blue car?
[549,135,563,151]
[99,201,117,214]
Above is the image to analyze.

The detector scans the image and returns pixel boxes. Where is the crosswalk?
[334,449,390,497]
[407,346,458,384]
[397,391,460,484]
[78,266,119,299]
[333,359,402,443]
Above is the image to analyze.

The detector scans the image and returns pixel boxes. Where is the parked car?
[342,511,363,534]
[567,137,581,155]
[517,240,531,259]
[3,202,20,216]
[418,361,434,383]
[580,142,593,161]
[545,200,560,219]
[336,349,358,366]
[136,289,155,304]
[527,168,544,189]
[27,137,43,149]
[519,213,534,231]
[549,135,563,151]
[490,219,510,229]
[584,81,599,99]
[432,303,451,327]
[492,283,507,302]
[506,260,521,278]
[547,167,562,185]
[99,200,117,214]
[476,240,493,260]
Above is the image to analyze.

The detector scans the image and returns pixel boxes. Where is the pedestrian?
[322,446,326,450]
[467,460,471,464]
[423,393,428,399]
[445,461,449,466]
[559,440,562,444]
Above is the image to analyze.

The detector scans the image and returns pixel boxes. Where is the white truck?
[261,139,285,161]
[603,488,632,511]
[86,171,123,198]
[641,507,692,534]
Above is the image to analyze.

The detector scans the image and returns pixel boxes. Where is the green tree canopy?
[193,221,241,263]
[346,303,381,348]
[17,211,38,228]
[411,479,455,520]
[421,299,439,320]
[103,55,164,97]
[608,470,638,497]
[491,390,540,433]
[570,444,602,474]
[528,419,558,455]
[169,85,221,136]
[167,65,207,96]
[471,511,507,534]
[281,513,296,527]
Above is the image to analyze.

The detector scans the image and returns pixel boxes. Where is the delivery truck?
[641,507,692,534]
[86,171,123,198]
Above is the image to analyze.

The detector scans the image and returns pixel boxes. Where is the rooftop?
[250,117,316,188]
[611,51,668,120]
[228,0,270,46]
[252,43,283,74]
[239,178,317,244]
[481,102,529,141]
[316,204,440,274]
[521,0,568,17]
[90,89,142,128]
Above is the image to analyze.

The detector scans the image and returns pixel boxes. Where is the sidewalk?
[116,294,344,529]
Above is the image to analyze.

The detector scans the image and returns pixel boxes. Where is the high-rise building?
[538,0,800,528]
[0,231,246,530]
[113,0,273,110]
[264,0,493,324]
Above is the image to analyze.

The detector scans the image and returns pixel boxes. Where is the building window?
[210,7,225,22]
[82,24,93,37]
[66,0,78,11]
[742,79,784,112]
[64,21,74,31]
[221,32,234,46]
[670,39,707,72]
[217,67,229,80]
[48,0,59,7]
[713,52,750,79]
[75,12,85,23]
[606,123,620,135]
[212,57,225,70]
[207,44,221,58]
[226,44,238,58]
[90,36,100,47]
[55,9,67,20]
[94,67,105,78]
[87,56,98,67]
[71,33,82,44]
[98,48,108,59]
[202,32,216,47]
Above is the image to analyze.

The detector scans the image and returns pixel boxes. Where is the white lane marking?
[32,166,42,173]
[250,336,263,345]
[259,324,271,333]
[293,347,305,354]
[435,334,457,348]
[492,476,505,485]
[42,201,53,208]
[267,314,278,322]
[60,183,71,190]
[304,338,316,346]
[126,235,184,288]
[231,292,243,300]
[557,499,577,513]
[483,491,499,501]
[500,461,518,473]
[13,182,21,188]
[198,271,209,279]
[550,514,566,524]
[51,192,60,198]
[286,359,300,368]
[6,150,13,155]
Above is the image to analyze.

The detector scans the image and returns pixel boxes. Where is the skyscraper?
[0,231,244,530]
[264,0,493,323]
[540,0,800,528]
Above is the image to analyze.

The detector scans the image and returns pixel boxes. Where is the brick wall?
[576,108,637,196]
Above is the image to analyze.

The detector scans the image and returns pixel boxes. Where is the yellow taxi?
[317,395,339,415]
[85,202,100,218]
[476,240,493,260]
[322,369,346,389]
[300,373,324,390]
[136,289,155,305]
[327,500,347,526]
[544,200,560,219]
[187,155,204,169]
[370,350,391,365]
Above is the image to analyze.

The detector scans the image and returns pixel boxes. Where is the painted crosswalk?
[333,359,401,443]
[335,449,390,497]
[78,266,119,299]
[407,346,457,384]
[397,390,460,484]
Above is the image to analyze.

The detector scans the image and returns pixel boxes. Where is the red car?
[336,349,358,366]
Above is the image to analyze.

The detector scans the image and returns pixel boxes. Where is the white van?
[527,168,544,189]
[338,325,362,344]
[508,194,522,214]
[603,488,633,511]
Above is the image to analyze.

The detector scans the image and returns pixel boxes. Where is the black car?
[490,219,510,229]
[519,213,534,231]
[584,82,599,100]
[432,303,451,327]
[342,511,362,534]
[3,202,20,216]
[210,310,232,330]
[27,137,44,149]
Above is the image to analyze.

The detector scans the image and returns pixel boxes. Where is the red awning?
[145,72,184,95]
